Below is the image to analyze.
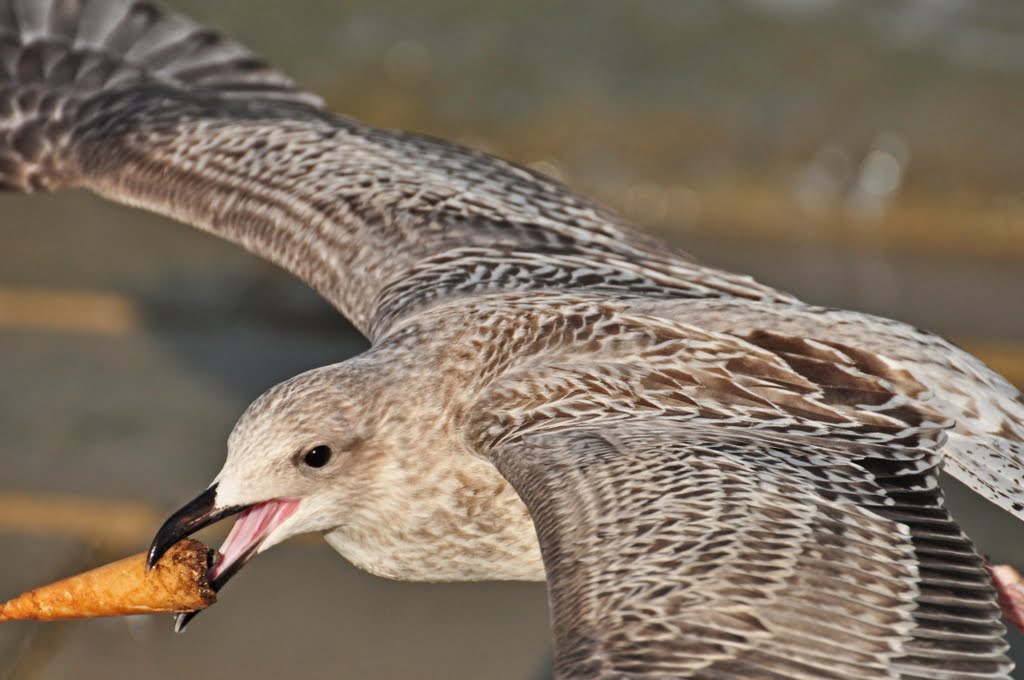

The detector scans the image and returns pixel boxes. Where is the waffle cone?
[0,539,215,621]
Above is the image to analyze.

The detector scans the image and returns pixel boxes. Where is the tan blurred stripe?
[0,492,317,552]
[0,288,1020,387]
[0,288,142,335]
[0,492,171,553]
[630,182,1024,262]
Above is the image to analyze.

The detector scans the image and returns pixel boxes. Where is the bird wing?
[631,297,1024,524]
[491,421,1012,679]
[0,0,792,338]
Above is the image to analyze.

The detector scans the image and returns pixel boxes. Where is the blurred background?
[1,0,1023,678]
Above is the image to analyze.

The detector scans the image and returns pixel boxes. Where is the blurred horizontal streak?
[635,182,1024,262]
[0,288,1020,389]
[0,492,319,553]
[0,289,141,336]
[0,492,171,554]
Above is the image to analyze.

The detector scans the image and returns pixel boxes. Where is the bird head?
[146,361,394,630]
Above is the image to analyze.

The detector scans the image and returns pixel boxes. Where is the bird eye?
[303,445,333,468]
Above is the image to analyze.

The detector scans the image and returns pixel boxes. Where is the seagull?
[3,0,1024,677]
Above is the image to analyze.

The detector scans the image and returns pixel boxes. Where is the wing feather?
[492,422,1011,679]
[633,298,1024,524]
[0,0,791,336]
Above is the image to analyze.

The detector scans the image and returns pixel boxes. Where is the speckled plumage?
[2,1,1023,677]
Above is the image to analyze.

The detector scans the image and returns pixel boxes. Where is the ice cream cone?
[0,539,215,621]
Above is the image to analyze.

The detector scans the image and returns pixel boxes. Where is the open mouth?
[209,498,300,585]
[147,484,299,631]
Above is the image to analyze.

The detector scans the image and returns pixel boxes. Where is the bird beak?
[148,483,301,632]
[147,483,247,632]
[147,483,246,571]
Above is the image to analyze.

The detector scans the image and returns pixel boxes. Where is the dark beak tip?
[145,544,162,571]
[174,611,200,633]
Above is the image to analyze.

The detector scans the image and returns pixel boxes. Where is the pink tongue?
[210,498,300,581]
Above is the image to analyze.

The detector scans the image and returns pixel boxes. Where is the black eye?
[303,445,332,468]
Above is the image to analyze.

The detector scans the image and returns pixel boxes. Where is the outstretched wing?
[0,0,792,338]
[492,421,1011,679]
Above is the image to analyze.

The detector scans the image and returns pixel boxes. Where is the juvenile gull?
[2,0,1024,677]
